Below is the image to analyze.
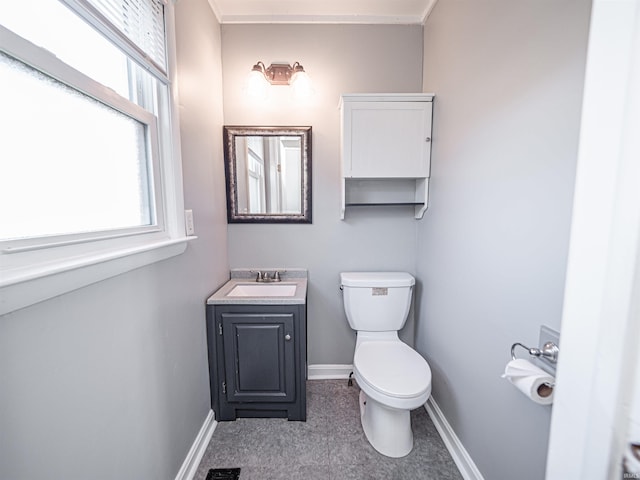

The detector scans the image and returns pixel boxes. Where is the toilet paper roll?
[502,358,555,405]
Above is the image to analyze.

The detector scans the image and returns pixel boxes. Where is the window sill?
[0,236,194,316]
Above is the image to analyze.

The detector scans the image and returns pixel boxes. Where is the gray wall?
[0,1,228,478]
[0,3,595,478]
[417,1,591,479]
[222,24,424,364]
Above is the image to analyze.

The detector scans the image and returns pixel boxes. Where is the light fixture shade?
[290,69,313,99]
[246,67,269,100]
[246,61,313,100]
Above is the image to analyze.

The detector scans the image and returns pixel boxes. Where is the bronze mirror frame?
[223,125,312,223]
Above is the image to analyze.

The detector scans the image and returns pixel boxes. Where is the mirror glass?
[223,126,311,223]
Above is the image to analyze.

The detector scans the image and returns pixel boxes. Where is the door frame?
[546,0,640,477]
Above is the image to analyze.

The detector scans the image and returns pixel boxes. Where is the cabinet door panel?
[345,101,432,178]
[222,313,295,403]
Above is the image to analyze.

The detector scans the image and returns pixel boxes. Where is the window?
[246,137,266,213]
[0,50,157,241]
[0,0,188,314]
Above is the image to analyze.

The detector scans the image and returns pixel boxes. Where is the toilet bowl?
[355,338,431,457]
[340,272,432,458]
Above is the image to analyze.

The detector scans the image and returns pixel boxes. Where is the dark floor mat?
[206,468,241,480]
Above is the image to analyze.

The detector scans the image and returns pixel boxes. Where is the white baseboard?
[307,364,354,380]
[174,409,217,480]
[425,398,485,480]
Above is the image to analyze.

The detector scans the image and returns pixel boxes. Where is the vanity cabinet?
[206,303,307,421]
[340,93,434,219]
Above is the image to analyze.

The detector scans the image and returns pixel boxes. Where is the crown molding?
[206,0,222,23]
[421,0,439,25]
[205,0,431,25]
[219,14,424,25]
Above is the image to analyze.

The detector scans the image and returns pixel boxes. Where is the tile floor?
[194,380,462,479]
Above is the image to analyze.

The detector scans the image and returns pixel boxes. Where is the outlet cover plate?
[185,209,195,236]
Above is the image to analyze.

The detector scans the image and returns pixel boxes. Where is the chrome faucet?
[251,270,284,282]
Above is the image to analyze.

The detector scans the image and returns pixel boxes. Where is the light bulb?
[246,69,269,100]
[290,70,313,100]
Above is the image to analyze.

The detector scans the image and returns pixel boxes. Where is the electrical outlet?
[184,209,195,236]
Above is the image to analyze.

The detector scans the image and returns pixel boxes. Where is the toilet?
[340,272,432,458]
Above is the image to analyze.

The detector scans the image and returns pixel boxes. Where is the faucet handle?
[273,270,287,282]
[250,270,263,282]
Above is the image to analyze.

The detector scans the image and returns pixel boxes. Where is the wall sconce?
[246,61,313,100]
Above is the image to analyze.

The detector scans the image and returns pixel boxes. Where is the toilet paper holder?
[511,341,559,363]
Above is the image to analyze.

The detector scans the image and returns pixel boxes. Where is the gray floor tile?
[195,379,462,480]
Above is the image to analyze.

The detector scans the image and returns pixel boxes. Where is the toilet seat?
[354,341,431,403]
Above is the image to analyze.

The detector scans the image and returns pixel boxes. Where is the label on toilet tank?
[372,287,388,296]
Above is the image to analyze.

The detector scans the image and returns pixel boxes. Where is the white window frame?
[0,2,190,316]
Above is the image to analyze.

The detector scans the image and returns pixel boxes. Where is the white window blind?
[68,0,167,73]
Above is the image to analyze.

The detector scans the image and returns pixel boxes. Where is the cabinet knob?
[285,334,291,341]
[425,137,431,142]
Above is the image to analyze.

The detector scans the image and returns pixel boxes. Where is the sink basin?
[227,283,297,297]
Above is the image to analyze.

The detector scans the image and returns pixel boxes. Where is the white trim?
[174,410,217,480]
[307,364,353,380]
[0,237,193,315]
[218,14,425,25]
[162,0,187,239]
[206,0,223,23]
[425,397,485,480]
[1,228,163,254]
[546,0,640,477]
[421,0,439,25]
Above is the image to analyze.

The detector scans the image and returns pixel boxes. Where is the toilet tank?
[340,272,415,332]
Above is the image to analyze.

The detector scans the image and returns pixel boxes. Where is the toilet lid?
[340,272,415,288]
[354,341,431,399]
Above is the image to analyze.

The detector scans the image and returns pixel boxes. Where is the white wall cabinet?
[340,93,434,219]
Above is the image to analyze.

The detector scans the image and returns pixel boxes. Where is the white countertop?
[207,269,308,305]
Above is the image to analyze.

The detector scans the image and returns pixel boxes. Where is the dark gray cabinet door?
[222,313,295,403]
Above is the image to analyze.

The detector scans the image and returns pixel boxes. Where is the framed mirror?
[223,126,312,223]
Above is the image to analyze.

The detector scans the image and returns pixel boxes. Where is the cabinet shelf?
[345,202,424,207]
[340,177,430,219]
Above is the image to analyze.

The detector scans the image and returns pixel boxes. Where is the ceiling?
[206,0,438,25]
